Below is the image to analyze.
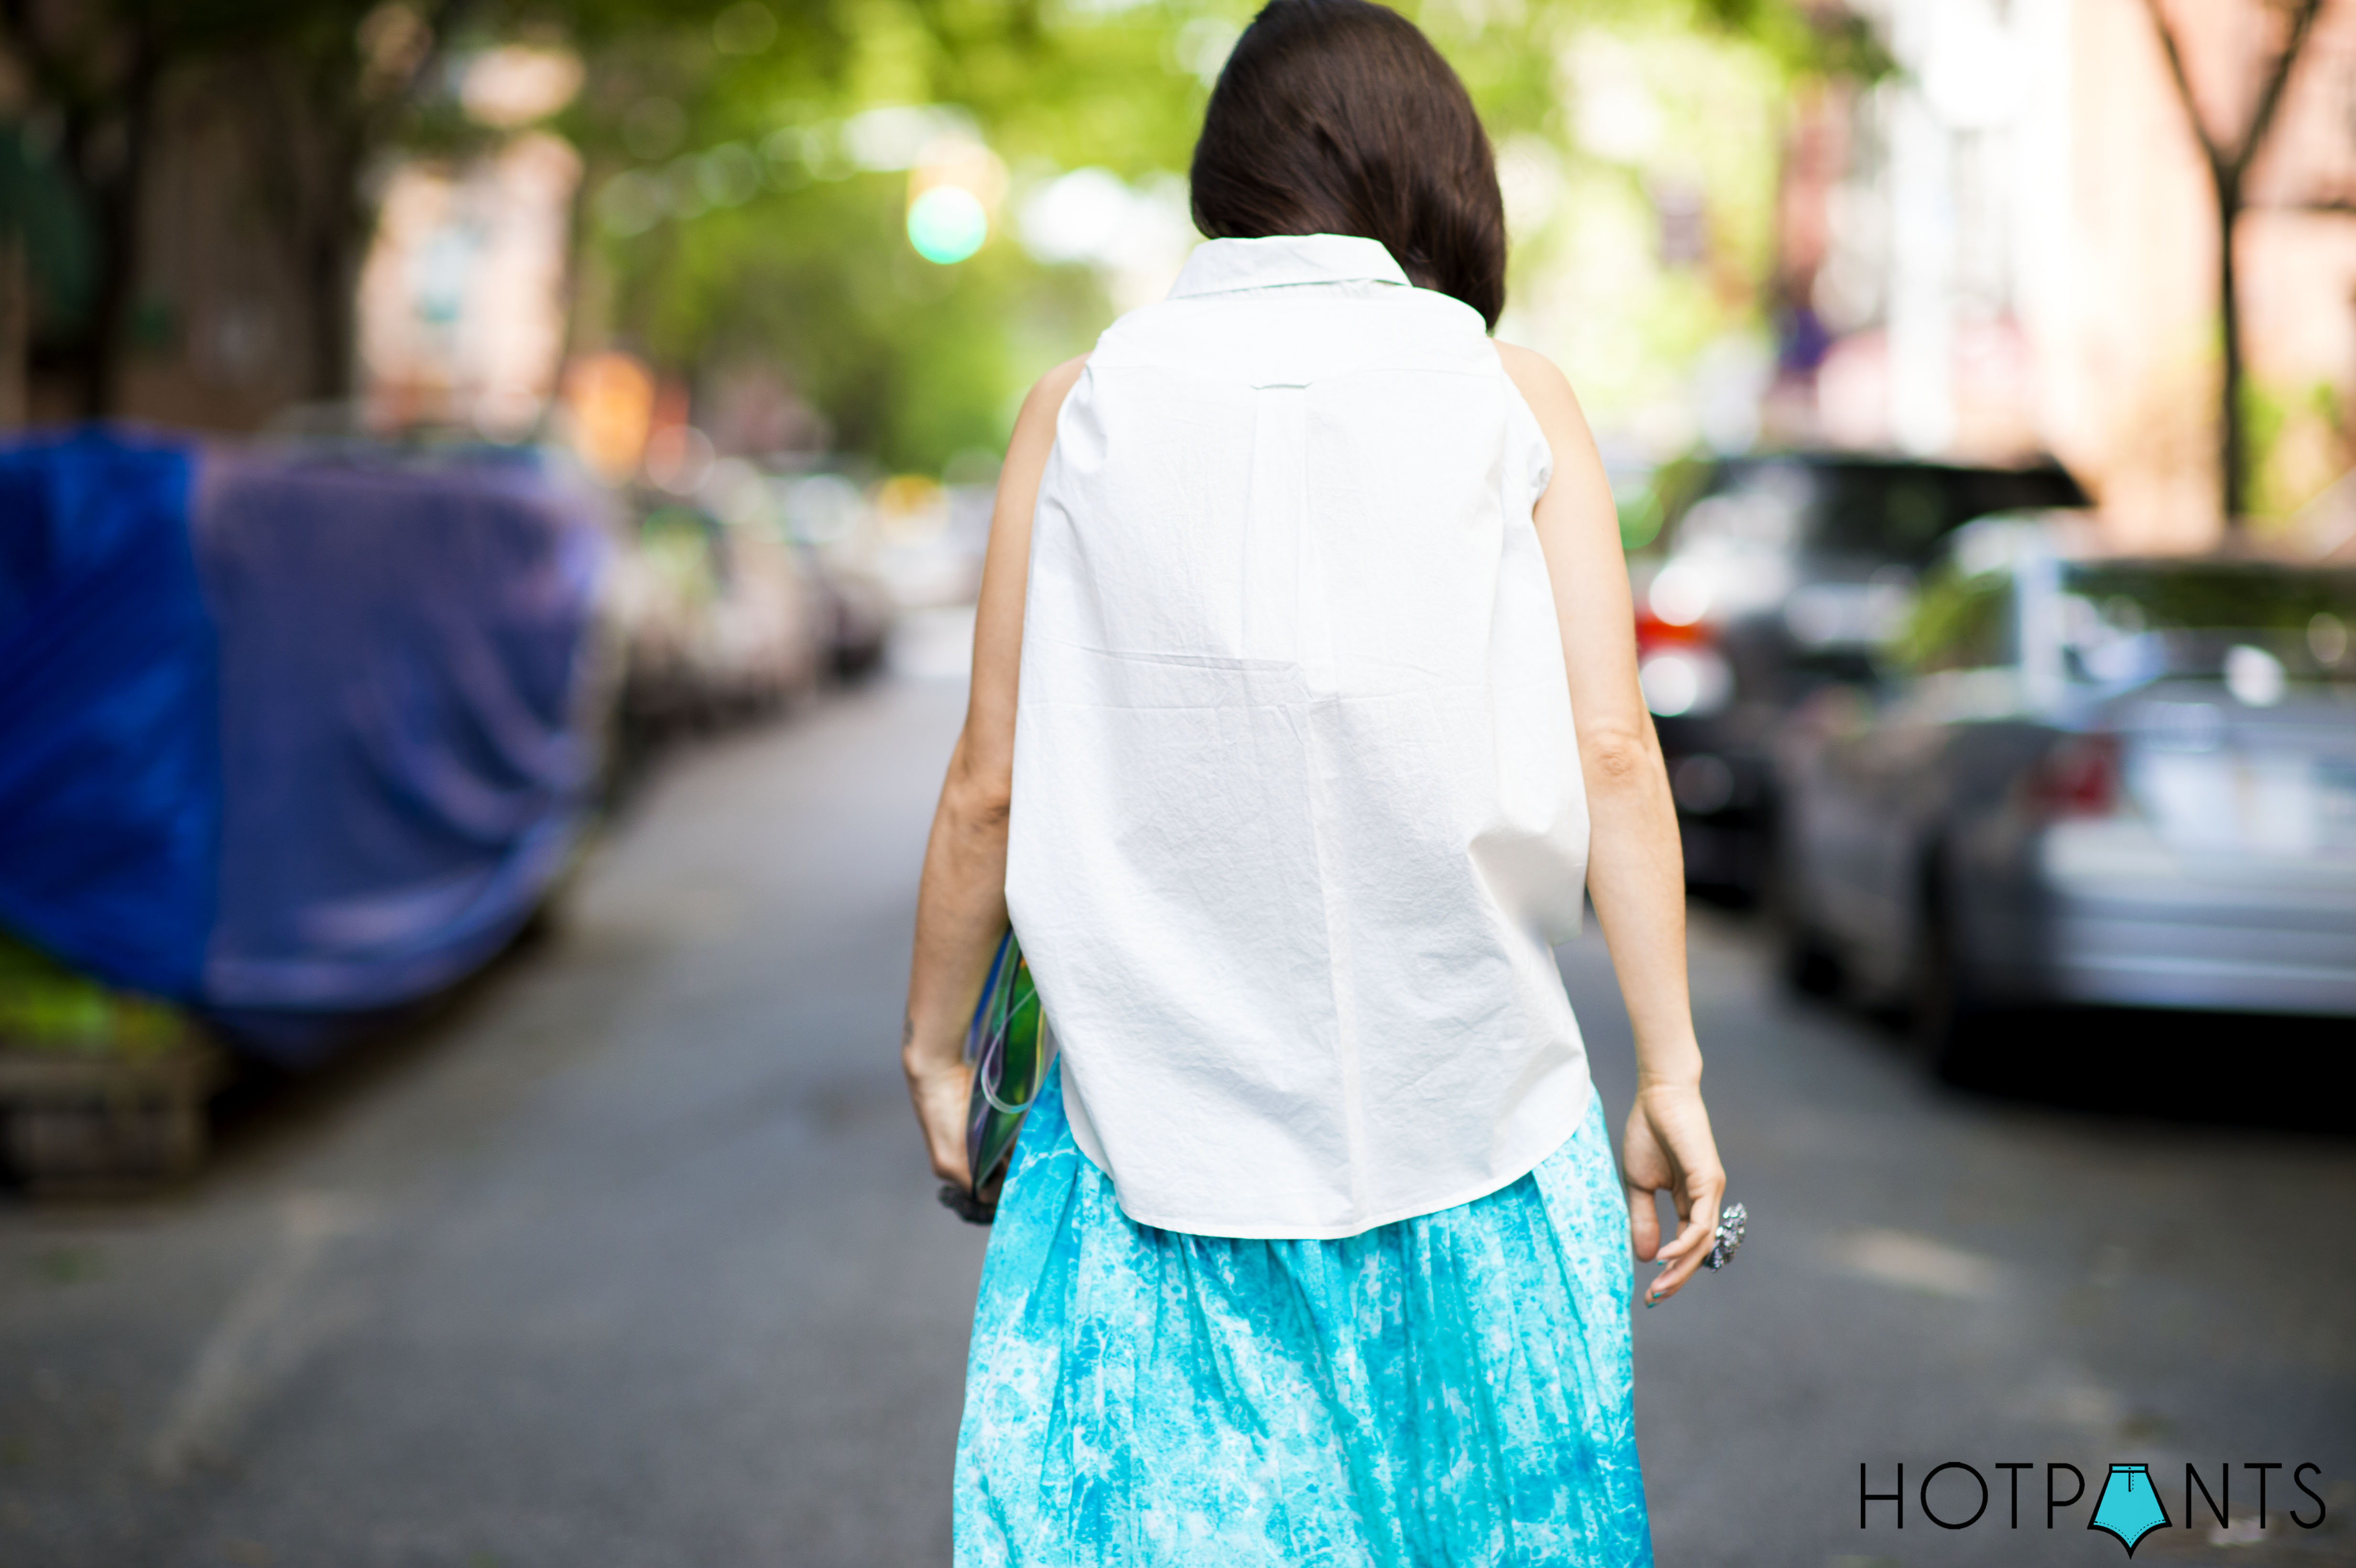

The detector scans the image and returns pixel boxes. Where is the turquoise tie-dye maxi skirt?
[953,1071,1652,1567]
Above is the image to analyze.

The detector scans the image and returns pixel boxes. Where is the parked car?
[774,471,895,677]
[611,500,826,729]
[1635,453,2088,895]
[1772,515,2356,1074]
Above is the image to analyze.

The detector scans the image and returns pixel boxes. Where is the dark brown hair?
[1189,0,1506,329]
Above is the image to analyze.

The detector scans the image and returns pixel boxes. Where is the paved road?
[4,675,2351,1568]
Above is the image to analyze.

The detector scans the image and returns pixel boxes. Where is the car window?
[1686,459,2085,563]
[1931,467,2088,537]
[2060,563,2356,686]
[1677,464,1810,552]
[1891,565,2012,673]
[1813,466,1946,557]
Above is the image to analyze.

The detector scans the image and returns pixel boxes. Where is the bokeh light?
[907,185,987,265]
[458,44,584,129]
[562,351,655,483]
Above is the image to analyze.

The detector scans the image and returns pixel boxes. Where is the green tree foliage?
[637,170,1108,465]
[0,124,97,338]
[549,0,1215,470]
[547,0,1874,474]
[6,0,1879,455]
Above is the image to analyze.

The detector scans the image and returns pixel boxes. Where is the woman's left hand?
[1622,1081,1726,1306]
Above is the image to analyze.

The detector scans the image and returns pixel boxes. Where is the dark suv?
[1633,453,2088,897]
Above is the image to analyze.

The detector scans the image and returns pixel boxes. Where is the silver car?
[1774,517,2356,1073]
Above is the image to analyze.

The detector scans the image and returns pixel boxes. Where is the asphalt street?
[3,671,2351,1568]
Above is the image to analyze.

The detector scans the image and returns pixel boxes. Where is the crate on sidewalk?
[0,1044,225,1192]
[0,936,225,1193]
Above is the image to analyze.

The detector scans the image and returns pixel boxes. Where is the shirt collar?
[1168,234,1412,299]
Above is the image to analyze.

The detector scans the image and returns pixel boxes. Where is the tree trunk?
[80,31,162,420]
[302,127,366,405]
[2217,173,2245,526]
[2139,0,2323,534]
[0,234,27,428]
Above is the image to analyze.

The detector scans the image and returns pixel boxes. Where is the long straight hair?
[1189,0,1507,329]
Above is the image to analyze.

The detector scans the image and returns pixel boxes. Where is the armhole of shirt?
[1492,349,1558,506]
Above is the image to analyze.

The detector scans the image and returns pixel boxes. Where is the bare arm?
[1499,342,1727,1305]
[902,355,1089,1185]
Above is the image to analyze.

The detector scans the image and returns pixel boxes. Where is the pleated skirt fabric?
[952,1070,1652,1568]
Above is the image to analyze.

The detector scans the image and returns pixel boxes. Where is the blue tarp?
[0,430,217,998]
[0,431,608,1065]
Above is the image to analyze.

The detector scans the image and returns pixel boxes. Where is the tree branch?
[2230,0,2327,183]
[2141,0,2328,194]
[2140,0,2229,187]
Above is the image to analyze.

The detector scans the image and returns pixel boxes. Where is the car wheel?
[1765,832,1842,998]
[1778,916,1843,998]
[1909,899,1993,1084]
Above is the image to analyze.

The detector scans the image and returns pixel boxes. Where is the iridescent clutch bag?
[937,929,1051,1225]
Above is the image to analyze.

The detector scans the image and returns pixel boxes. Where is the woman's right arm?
[1498,342,1727,1307]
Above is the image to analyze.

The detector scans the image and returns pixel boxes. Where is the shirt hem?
[1091,1071,1597,1241]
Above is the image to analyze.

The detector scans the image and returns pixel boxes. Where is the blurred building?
[356,133,581,439]
[1776,0,2356,547]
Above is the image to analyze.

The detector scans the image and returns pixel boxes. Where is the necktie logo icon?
[2090,1463,2171,1555]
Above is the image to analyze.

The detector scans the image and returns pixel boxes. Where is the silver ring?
[1703,1202,1746,1270]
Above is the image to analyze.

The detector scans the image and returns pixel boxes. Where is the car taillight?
[1635,597,1732,716]
[1635,610,1714,653]
[2028,734,2121,818]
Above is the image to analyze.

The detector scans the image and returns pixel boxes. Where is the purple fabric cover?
[196,452,607,1060]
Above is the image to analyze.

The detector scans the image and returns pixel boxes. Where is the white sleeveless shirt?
[1006,234,1593,1240]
